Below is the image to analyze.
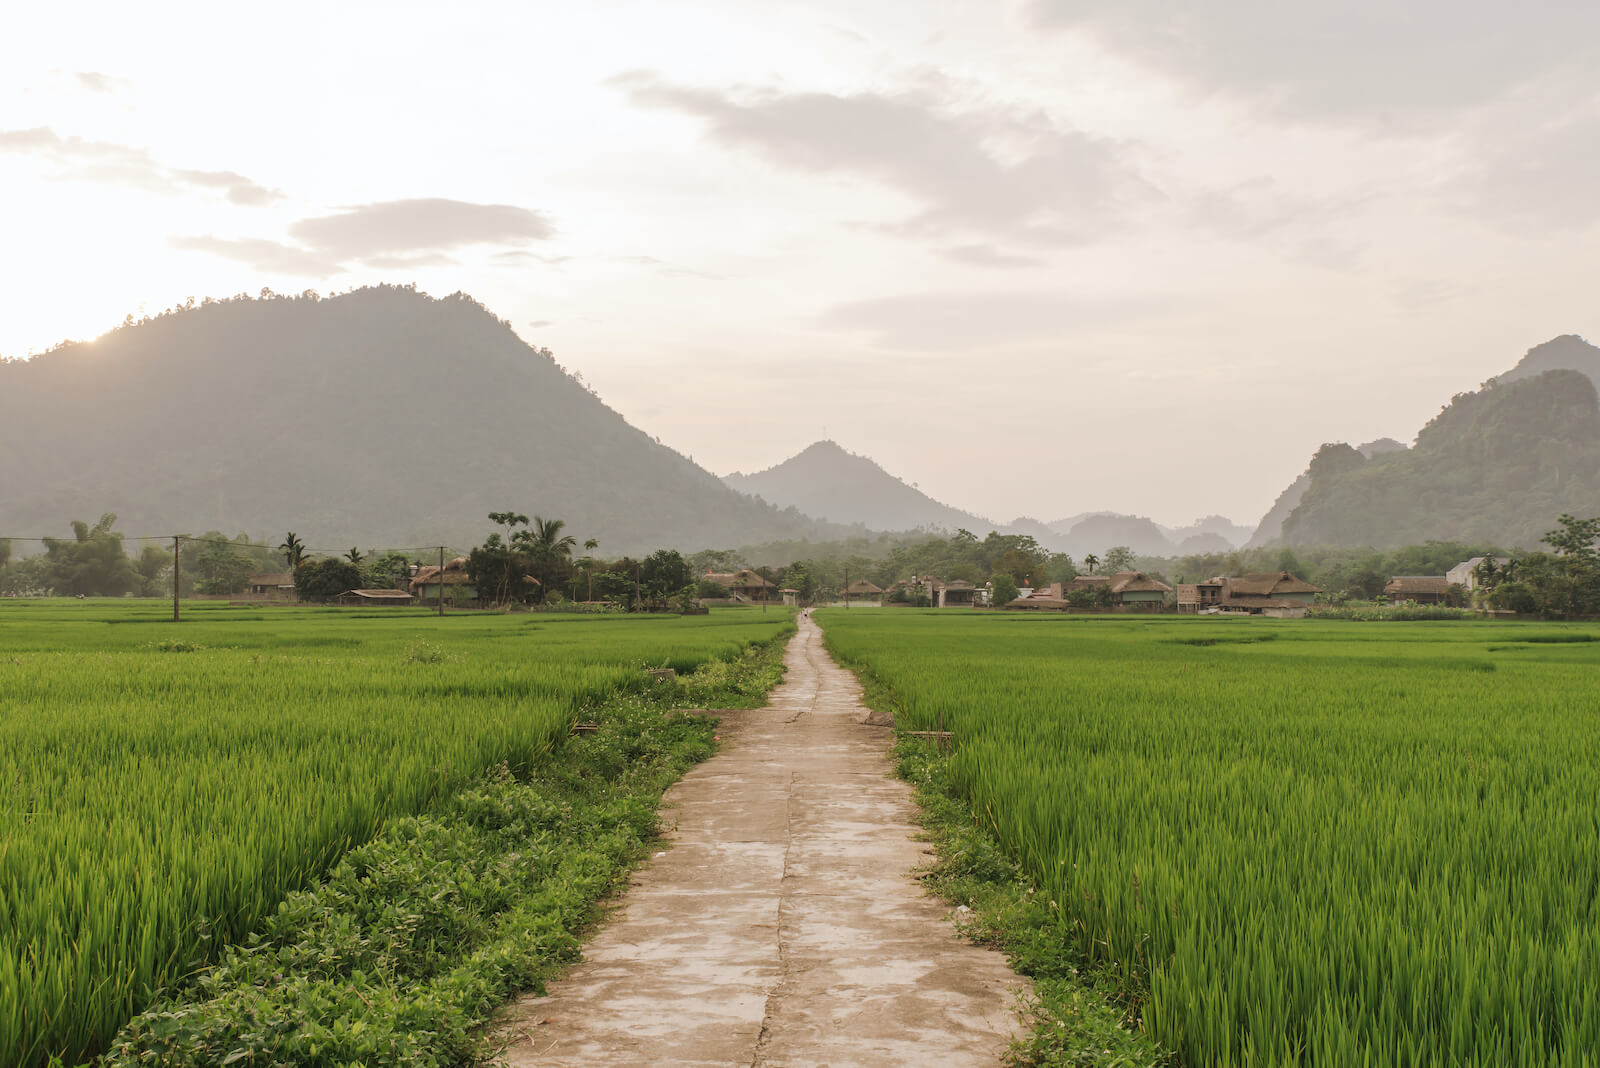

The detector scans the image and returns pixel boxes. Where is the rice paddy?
[819,611,1600,1067]
[0,600,792,1067]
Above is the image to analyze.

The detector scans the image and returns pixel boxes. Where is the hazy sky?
[4,1,1596,528]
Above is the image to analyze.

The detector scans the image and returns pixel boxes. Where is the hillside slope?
[1245,439,1407,548]
[1280,370,1600,548]
[0,287,850,552]
[724,440,998,534]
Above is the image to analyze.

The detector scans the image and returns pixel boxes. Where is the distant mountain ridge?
[725,442,1249,556]
[0,287,856,553]
[1250,334,1600,549]
[724,440,998,534]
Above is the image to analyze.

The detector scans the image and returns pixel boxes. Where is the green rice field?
[819,611,1600,1067]
[0,600,792,1067]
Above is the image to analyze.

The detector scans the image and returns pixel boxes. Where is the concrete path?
[496,614,1028,1066]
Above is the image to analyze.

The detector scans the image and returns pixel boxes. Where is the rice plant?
[821,611,1600,1067]
[0,600,791,1067]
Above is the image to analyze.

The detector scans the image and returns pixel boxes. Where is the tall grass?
[0,601,791,1067]
[821,611,1600,1067]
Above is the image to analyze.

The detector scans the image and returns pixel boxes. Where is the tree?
[134,544,173,597]
[1083,553,1100,575]
[1543,514,1600,560]
[41,515,139,596]
[517,515,578,598]
[191,535,255,595]
[989,573,1019,606]
[293,558,362,602]
[640,549,694,609]
[1101,546,1136,574]
[279,532,307,570]
[0,538,10,573]
[364,552,413,590]
[344,547,365,566]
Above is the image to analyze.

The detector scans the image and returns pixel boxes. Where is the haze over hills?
[723,441,1251,555]
[1245,439,1408,549]
[724,440,996,534]
[0,287,857,554]
[1249,335,1600,550]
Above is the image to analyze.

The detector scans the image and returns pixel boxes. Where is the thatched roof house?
[703,569,778,601]
[1209,571,1322,617]
[1385,576,1454,605]
[844,578,885,597]
[338,589,416,606]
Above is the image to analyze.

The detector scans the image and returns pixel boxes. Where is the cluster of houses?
[236,554,1507,612]
[238,557,493,606]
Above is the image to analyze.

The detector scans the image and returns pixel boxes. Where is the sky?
[3,1,1596,529]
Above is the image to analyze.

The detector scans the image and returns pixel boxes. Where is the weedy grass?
[820,610,1600,1068]
[0,600,793,1067]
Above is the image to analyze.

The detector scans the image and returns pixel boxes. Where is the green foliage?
[1100,546,1136,573]
[634,548,693,610]
[278,532,307,569]
[363,551,413,590]
[989,573,1019,605]
[0,602,794,1066]
[189,534,256,595]
[293,557,364,602]
[40,514,139,596]
[821,611,1600,1066]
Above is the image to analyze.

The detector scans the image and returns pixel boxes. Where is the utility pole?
[172,536,182,622]
[844,566,849,610]
[437,546,445,618]
[634,562,642,613]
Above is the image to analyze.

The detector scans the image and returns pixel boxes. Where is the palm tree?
[345,547,364,566]
[279,532,306,570]
[515,516,578,601]
[1083,553,1099,575]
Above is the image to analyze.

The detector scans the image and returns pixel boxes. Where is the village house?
[337,589,416,606]
[1384,576,1456,605]
[843,577,886,604]
[1447,557,1511,590]
[702,568,779,603]
[245,571,297,600]
[1206,571,1322,618]
[1013,571,1173,610]
[935,579,981,607]
[410,557,476,604]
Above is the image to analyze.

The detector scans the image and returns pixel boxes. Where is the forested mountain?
[723,440,999,534]
[0,287,854,553]
[1245,439,1407,548]
[1280,370,1600,548]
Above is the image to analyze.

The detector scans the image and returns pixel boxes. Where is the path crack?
[750,769,797,1066]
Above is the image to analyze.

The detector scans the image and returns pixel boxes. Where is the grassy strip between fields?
[93,634,789,1068]
[847,663,1174,1068]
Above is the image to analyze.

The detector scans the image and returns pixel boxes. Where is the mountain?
[1279,369,1600,548]
[1500,334,1600,393]
[723,440,999,534]
[0,286,853,553]
[1167,515,1254,548]
[1055,514,1176,558]
[1245,438,1407,548]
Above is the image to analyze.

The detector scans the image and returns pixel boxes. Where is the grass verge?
[97,633,790,1068]
[834,647,1173,1068]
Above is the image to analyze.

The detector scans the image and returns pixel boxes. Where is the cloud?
[617,254,724,280]
[1449,99,1600,230]
[0,125,281,204]
[818,290,1162,349]
[176,198,559,278]
[612,72,1150,246]
[169,236,343,278]
[938,244,1045,268]
[288,199,555,260]
[74,72,124,94]
[1027,1,1600,124]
